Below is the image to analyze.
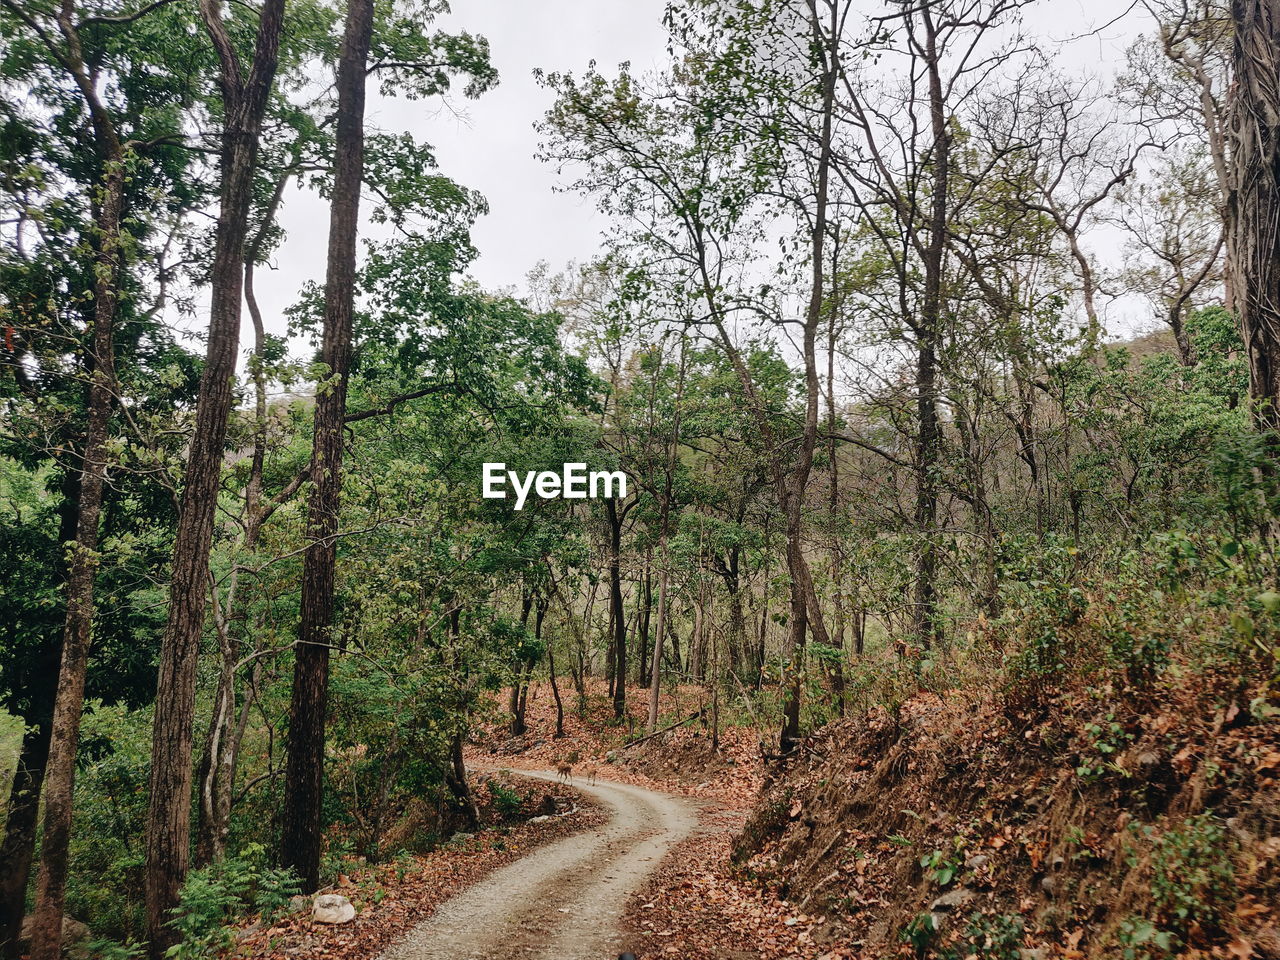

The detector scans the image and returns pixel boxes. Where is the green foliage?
[164,845,300,960]
[995,536,1089,701]
[85,938,146,960]
[959,912,1025,959]
[1115,916,1177,960]
[1119,814,1238,956]
[65,704,153,941]
[1075,713,1135,782]
[899,911,939,958]
[919,848,962,887]
[486,780,524,820]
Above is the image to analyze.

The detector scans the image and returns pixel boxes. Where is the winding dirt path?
[377,770,698,960]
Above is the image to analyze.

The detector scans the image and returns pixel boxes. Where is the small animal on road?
[556,760,573,782]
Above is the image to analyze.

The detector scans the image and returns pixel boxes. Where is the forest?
[2,0,1279,957]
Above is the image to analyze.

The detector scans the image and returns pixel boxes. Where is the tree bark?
[0,725,51,959]
[606,498,628,719]
[146,0,285,950]
[912,3,948,651]
[542,597,565,738]
[635,560,652,687]
[29,151,124,960]
[445,733,479,830]
[645,560,671,732]
[0,471,75,960]
[1229,0,1280,431]
[280,0,374,893]
[779,0,839,755]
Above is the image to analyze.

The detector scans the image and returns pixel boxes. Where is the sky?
[250,0,1159,346]
[253,0,670,329]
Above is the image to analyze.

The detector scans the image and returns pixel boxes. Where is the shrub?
[486,779,524,819]
[1118,813,1237,957]
[164,844,300,960]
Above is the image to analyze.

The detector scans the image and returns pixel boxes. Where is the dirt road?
[377,770,699,960]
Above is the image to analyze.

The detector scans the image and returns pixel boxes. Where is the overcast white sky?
[254,0,669,329]
[250,0,1158,345]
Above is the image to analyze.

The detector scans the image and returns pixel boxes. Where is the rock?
[964,854,989,870]
[450,831,475,844]
[1040,874,1058,898]
[605,750,618,764]
[18,915,91,958]
[1019,949,1048,960]
[929,887,974,913]
[289,895,310,913]
[312,894,356,925]
[1227,817,1255,844]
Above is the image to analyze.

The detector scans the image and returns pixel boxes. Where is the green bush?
[164,844,300,960]
[1119,813,1237,957]
[486,779,524,819]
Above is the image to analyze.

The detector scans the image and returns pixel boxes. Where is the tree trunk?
[0,471,75,960]
[543,596,565,738]
[1230,0,1280,432]
[29,138,125,960]
[645,558,671,732]
[778,0,838,756]
[691,583,709,680]
[606,498,627,719]
[635,560,652,687]
[280,0,373,894]
[146,1,286,948]
[912,4,948,652]
[194,249,281,868]
[445,732,479,829]
[0,724,51,959]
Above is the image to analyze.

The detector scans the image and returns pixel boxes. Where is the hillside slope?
[734,672,1280,958]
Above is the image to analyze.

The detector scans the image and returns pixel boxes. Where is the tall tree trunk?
[635,559,652,687]
[645,555,671,732]
[29,151,124,960]
[606,498,627,719]
[280,0,373,893]
[826,299,846,716]
[912,4,948,652]
[146,1,285,949]
[543,596,565,738]
[779,0,838,755]
[194,250,284,867]
[0,725,51,959]
[509,593,533,734]
[1230,0,1280,432]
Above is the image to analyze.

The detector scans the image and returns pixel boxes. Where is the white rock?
[929,887,975,913]
[312,894,356,924]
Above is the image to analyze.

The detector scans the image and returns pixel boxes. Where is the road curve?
[377,769,698,960]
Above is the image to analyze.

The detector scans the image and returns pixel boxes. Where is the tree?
[280,0,374,893]
[541,0,847,753]
[1228,0,1280,431]
[146,0,286,949]
[0,0,179,953]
